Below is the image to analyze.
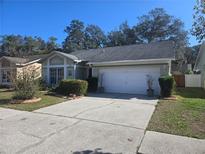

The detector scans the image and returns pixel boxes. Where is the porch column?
[73,64,76,79]
[64,57,67,80]
[168,60,171,75]
[47,60,50,84]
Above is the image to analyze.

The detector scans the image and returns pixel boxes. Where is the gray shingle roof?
[54,51,78,60]
[1,41,176,65]
[71,41,176,62]
[38,51,79,63]
[27,54,50,62]
[2,56,28,64]
[1,54,49,64]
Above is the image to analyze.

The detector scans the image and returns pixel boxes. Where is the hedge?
[56,79,88,96]
[87,77,98,92]
[158,75,174,97]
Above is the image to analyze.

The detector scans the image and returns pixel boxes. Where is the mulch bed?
[162,96,177,101]
[11,97,42,104]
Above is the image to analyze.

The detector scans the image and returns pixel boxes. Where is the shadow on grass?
[0,99,12,104]
[73,148,115,154]
[0,89,14,93]
[44,91,66,98]
[175,88,205,99]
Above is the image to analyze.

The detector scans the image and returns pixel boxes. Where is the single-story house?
[194,42,205,88]
[0,55,43,86]
[40,41,175,95]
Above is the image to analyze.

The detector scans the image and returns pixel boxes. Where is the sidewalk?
[138,131,205,154]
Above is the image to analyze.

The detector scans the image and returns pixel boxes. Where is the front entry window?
[67,67,73,79]
[50,68,64,85]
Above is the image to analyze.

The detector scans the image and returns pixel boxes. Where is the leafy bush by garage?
[56,79,88,96]
[87,77,98,92]
[158,75,174,97]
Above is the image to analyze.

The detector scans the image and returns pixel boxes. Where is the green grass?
[148,88,205,139]
[0,89,67,111]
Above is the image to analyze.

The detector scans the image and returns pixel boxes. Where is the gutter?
[16,58,41,66]
[74,60,82,63]
[88,58,175,66]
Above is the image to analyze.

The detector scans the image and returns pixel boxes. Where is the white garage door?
[99,66,161,95]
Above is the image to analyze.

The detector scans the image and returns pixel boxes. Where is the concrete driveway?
[0,93,157,154]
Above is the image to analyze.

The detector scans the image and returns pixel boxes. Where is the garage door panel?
[100,66,160,95]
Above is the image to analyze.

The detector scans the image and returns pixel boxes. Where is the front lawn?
[148,88,205,139]
[0,89,67,111]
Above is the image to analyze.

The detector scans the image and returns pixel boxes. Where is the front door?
[50,67,64,85]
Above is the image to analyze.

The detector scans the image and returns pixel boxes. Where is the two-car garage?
[97,65,162,95]
[78,41,174,95]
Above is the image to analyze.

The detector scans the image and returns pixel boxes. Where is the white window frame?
[1,69,11,84]
[49,67,64,85]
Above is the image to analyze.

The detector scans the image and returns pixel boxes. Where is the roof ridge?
[70,40,174,54]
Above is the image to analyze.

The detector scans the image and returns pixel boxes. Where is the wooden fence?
[173,75,185,87]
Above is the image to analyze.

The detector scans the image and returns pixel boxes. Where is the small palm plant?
[146,75,154,97]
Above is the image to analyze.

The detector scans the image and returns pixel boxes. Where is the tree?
[84,24,106,49]
[35,37,46,50]
[0,35,24,57]
[23,36,38,55]
[107,30,124,47]
[134,8,188,46]
[0,35,52,56]
[119,21,138,44]
[46,36,58,52]
[107,21,137,47]
[192,0,205,42]
[184,45,200,65]
[63,20,86,52]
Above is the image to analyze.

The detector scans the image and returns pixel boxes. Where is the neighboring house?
[194,42,205,88]
[0,56,43,86]
[40,41,175,95]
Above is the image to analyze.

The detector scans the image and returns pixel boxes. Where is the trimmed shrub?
[87,77,98,92]
[56,79,88,96]
[158,75,174,97]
